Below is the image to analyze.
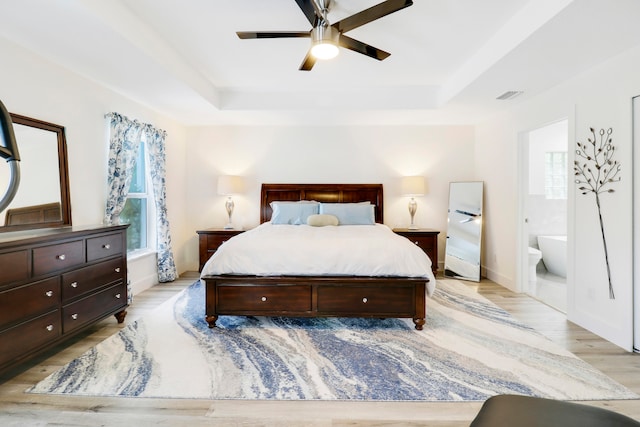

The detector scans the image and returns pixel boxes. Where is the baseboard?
[481,265,515,291]
[127,252,159,297]
[130,274,158,296]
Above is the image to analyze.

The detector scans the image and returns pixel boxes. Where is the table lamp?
[217,175,244,229]
[401,176,426,229]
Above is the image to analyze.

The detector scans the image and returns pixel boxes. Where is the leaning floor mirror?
[444,181,483,282]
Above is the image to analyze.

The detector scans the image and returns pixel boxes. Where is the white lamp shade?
[401,176,427,196]
[217,175,244,195]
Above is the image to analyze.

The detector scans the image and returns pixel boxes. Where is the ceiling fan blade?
[332,0,413,33]
[339,34,390,61]
[237,31,310,39]
[299,51,317,71]
[294,0,320,25]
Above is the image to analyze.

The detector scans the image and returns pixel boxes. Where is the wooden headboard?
[260,184,384,224]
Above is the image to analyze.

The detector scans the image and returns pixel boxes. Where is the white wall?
[184,125,476,272]
[476,44,640,350]
[0,37,190,292]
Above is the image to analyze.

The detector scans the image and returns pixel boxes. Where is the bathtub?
[537,235,566,278]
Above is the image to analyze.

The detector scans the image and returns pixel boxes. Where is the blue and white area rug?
[28,279,637,401]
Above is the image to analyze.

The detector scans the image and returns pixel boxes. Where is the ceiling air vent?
[496,90,524,100]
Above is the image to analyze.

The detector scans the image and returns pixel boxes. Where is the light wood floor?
[1,272,638,426]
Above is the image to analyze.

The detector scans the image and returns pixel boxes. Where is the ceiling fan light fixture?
[311,42,339,59]
[310,25,339,60]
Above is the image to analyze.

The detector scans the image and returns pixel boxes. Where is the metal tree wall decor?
[574,127,621,299]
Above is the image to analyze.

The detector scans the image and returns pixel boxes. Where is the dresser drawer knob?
[115,267,121,273]
[45,290,54,297]
[261,296,267,302]
[71,282,78,288]
[115,293,121,299]
[46,324,54,332]
[57,254,66,260]
[362,297,368,303]
[413,241,419,245]
[103,244,111,249]
[71,313,78,320]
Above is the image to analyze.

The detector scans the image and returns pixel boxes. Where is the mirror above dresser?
[0,113,71,232]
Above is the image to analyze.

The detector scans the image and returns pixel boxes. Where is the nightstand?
[196,228,245,272]
[393,228,440,276]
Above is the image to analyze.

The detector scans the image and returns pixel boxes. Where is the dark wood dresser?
[196,228,245,272]
[393,228,440,275]
[0,225,128,376]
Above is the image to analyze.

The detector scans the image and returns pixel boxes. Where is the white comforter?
[200,222,436,295]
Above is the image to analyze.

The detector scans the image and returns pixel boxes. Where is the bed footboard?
[203,275,427,330]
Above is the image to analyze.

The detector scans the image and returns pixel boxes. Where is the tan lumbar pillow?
[307,214,339,227]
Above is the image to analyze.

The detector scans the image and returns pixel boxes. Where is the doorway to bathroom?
[520,119,569,313]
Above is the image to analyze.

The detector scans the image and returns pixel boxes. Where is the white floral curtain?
[104,113,143,225]
[105,112,177,283]
[143,124,177,282]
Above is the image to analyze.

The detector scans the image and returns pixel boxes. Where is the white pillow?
[307,214,339,227]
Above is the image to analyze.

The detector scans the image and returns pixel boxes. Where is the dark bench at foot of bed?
[202,275,428,330]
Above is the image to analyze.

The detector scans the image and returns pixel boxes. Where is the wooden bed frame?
[202,183,428,330]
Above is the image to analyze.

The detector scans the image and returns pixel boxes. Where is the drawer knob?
[71,313,78,320]
[71,282,78,288]
[45,290,54,297]
[362,297,368,303]
[103,244,111,249]
[46,324,54,332]
[115,293,121,299]
[261,296,267,302]
[57,254,66,260]
[413,241,419,245]
[115,267,121,273]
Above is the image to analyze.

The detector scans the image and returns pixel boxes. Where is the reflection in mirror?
[444,181,483,282]
[0,114,71,232]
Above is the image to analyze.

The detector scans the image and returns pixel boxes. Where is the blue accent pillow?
[319,203,375,225]
[270,201,319,225]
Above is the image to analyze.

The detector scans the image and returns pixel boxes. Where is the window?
[544,151,567,199]
[119,139,155,254]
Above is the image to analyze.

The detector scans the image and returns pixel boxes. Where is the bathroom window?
[545,151,567,199]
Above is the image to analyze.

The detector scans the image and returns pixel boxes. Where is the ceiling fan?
[236,0,414,71]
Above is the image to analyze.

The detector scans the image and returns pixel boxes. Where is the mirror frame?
[0,113,71,232]
[444,181,483,282]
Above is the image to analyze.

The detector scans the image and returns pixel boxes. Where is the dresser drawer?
[86,232,124,262]
[217,285,311,312]
[33,240,84,277]
[0,276,60,328]
[0,250,29,286]
[317,285,415,315]
[61,257,125,302]
[0,310,61,368]
[63,283,127,333]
